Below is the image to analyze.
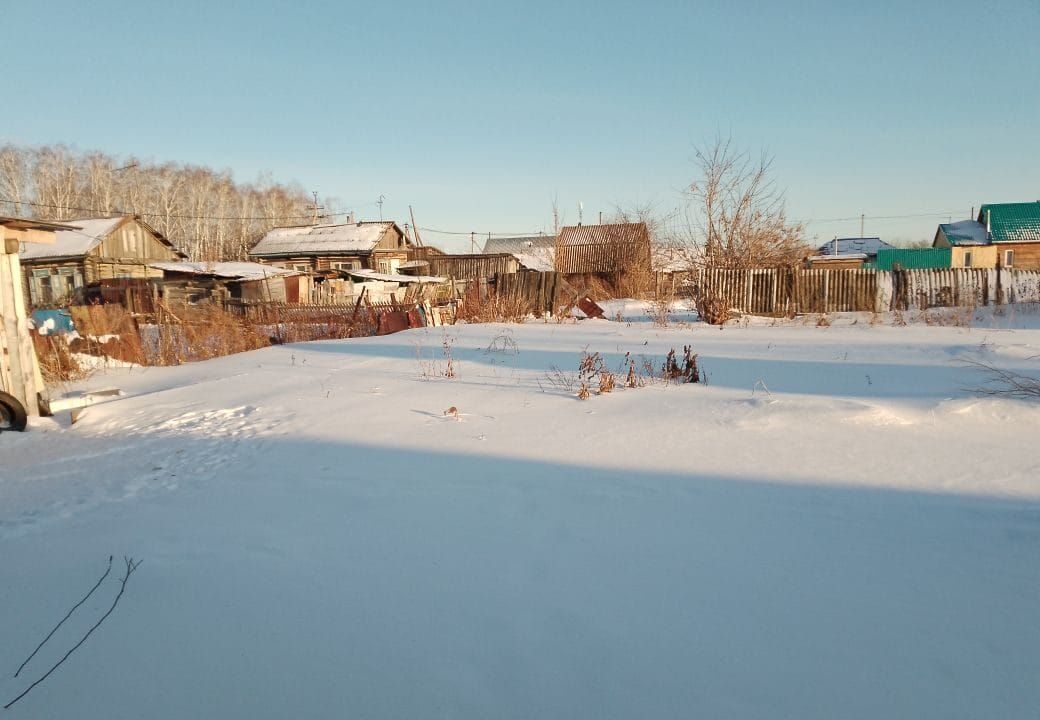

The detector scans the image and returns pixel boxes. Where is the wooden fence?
[492,271,576,316]
[691,267,1040,316]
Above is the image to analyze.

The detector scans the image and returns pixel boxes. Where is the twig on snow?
[4,557,142,710]
[14,555,114,678]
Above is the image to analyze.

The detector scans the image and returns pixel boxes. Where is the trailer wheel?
[0,391,28,432]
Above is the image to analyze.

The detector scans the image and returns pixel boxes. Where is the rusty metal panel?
[577,295,605,319]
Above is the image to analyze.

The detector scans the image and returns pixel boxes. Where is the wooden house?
[933,204,1040,269]
[19,215,184,307]
[978,202,1040,269]
[248,220,413,274]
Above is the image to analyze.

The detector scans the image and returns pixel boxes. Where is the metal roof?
[249,221,404,257]
[814,237,893,258]
[937,220,987,246]
[482,235,555,255]
[558,222,649,246]
[979,202,1040,243]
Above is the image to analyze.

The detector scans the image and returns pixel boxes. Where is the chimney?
[347,211,356,224]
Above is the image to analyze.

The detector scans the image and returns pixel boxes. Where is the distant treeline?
[0,144,324,261]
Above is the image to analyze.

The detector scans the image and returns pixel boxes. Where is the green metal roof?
[979,202,1040,243]
[875,247,951,270]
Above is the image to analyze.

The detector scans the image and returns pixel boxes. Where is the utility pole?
[408,206,423,247]
[860,213,865,239]
[378,194,385,221]
[470,231,475,254]
[308,191,325,224]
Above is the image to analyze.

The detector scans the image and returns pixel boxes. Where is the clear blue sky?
[5,0,1038,250]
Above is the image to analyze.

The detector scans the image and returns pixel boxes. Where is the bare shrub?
[414,332,458,380]
[32,333,86,383]
[662,346,700,383]
[966,360,1040,400]
[681,136,811,269]
[695,287,730,325]
[456,283,532,323]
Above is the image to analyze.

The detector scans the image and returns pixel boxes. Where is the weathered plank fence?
[691,267,1040,316]
[0,247,41,414]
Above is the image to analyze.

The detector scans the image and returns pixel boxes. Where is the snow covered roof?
[344,268,446,284]
[512,252,554,272]
[809,253,868,262]
[814,237,893,258]
[249,221,403,257]
[482,235,555,255]
[18,217,126,260]
[937,220,987,246]
[979,202,1040,243]
[149,261,301,280]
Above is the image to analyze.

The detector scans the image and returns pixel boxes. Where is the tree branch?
[14,555,114,678]
[5,557,142,710]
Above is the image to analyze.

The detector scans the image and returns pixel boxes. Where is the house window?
[1004,249,1015,268]
[293,263,311,272]
[377,259,393,274]
[331,261,361,271]
[963,251,973,268]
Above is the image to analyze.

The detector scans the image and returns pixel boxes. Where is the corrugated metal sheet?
[482,235,555,255]
[980,202,1040,243]
[875,248,951,270]
[937,220,987,246]
[556,223,651,274]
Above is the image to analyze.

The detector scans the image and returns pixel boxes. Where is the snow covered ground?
[2,306,1040,718]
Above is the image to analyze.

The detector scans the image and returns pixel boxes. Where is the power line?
[0,197,377,223]
[416,226,548,238]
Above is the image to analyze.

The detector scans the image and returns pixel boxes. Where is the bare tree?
[0,144,314,261]
[682,137,809,269]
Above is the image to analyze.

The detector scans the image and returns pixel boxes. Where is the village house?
[933,219,994,268]
[933,204,1040,269]
[806,237,894,269]
[979,202,1040,269]
[248,220,413,274]
[18,215,184,307]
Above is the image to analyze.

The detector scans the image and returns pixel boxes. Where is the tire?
[0,390,28,432]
